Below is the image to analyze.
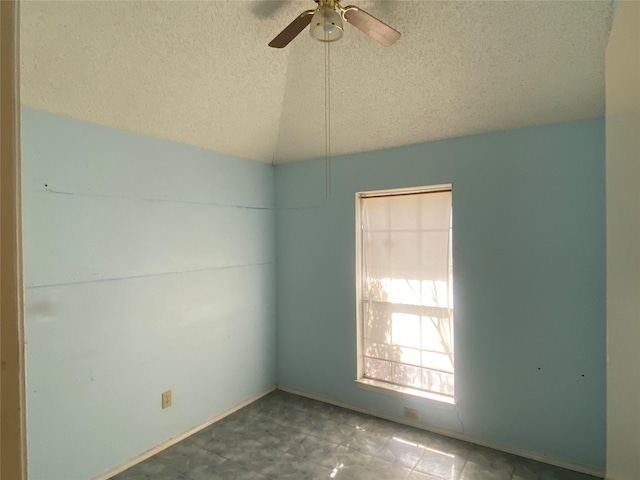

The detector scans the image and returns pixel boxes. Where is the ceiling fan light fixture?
[309,5,344,42]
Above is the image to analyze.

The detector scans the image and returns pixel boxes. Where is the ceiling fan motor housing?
[268,0,400,48]
[310,0,344,42]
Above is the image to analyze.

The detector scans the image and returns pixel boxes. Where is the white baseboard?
[276,384,605,479]
[93,386,276,480]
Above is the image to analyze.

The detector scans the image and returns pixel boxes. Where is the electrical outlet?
[403,407,419,420]
[162,390,172,409]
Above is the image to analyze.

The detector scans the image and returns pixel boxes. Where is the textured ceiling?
[20,0,614,164]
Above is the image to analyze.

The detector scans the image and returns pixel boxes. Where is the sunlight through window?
[357,186,454,399]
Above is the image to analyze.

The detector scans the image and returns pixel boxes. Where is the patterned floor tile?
[199,430,256,459]
[512,457,601,480]
[110,458,186,480]
[357,457,412,479]
[413,447,466,479]
[258,452,310,478]
[460,460,513,480]
[187,423,230,450]
[407,470,441,480]
[185,458,268,480]
[342,426,391,456]
[319,445,374,478]
[111,391,603,480]
[377,436,426,469]
[288,434,340,464]
[303,462,349,479]
[154,440,226,475]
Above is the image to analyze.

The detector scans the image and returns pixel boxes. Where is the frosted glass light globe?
[309,6,344,42]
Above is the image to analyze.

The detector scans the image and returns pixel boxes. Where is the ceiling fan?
[269,0,400,48]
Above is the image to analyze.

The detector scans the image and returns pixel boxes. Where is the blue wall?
[21,111,606,477]
[21,108,276,480]
[275,119,606,470]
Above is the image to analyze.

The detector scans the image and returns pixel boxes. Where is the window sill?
[354,378,456,405]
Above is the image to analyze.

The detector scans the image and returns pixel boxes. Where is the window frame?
[355,184,455,404]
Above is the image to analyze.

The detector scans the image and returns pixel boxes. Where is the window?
[356,185,454,402]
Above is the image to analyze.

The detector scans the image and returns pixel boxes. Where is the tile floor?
[112,390,601,480]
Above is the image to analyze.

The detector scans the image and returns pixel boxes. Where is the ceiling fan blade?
[341,5,400,47]
[268,9,316,48]
[252,1,287,19]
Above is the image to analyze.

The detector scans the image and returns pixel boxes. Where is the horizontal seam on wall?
[33,189,274,210]
[25,262,274,290]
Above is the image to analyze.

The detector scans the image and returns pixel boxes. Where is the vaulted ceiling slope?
[20,0,614,164]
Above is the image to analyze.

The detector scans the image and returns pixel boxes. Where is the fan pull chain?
[324,39,332,197]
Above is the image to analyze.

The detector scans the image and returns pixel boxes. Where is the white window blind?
[359,188,454,398]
